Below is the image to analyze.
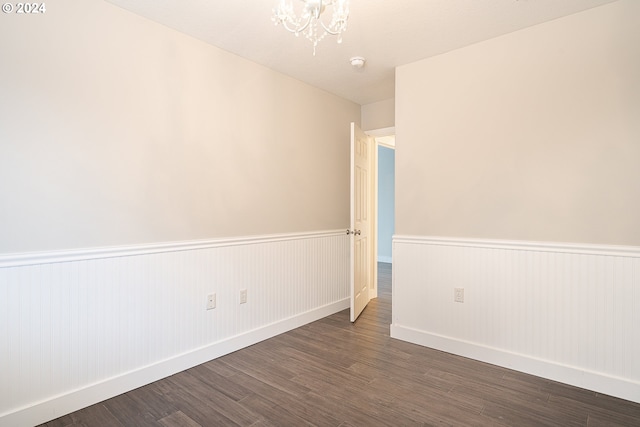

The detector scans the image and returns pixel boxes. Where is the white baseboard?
[377,255,392,264]
[1,299,349,427]
[390,324,640,404]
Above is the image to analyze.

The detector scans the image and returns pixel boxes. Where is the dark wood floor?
[43,263,640,426]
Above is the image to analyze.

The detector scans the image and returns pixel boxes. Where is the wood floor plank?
[44,262,640,427]
[122,381,180,421]
[449,375,550,409]
[186,364,254,402]
[165,371,259,426]
[101,392,159,427]
[551,394,640,427]
[587,411,640,427]
[482,399,587,427]
[376,392,483,427]
[216,355,312,399]
[276,346,374,387]
[51,404,124,427]
[200,358,239,378]
[158,411,202,427]
[235,394,313,427]
[40,413,76,427]
[298,391,405,427]
[217,369,309,408]
[153,375,241,426]
[277,396,343,427]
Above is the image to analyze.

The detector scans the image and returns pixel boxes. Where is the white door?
[350,122,372,322]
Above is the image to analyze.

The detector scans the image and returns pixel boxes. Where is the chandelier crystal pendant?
[272,0,350,55]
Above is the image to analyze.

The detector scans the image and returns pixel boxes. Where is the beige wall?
[362,98,395,131]
[396,0,640,246]
[0,0,359,254]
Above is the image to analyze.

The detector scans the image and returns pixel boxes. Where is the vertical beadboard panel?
[392,236,640,403]
[0,231,349,424]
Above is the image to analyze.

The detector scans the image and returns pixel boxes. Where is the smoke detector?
[350,56,366,69]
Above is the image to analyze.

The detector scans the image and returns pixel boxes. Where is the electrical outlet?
[206,293,216,310]
[454,288,464,303]
[240,289,247,304]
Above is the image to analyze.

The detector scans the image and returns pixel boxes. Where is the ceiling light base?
[350,56,366,69]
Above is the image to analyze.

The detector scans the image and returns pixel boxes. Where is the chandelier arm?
[295,15,313,33]
[319,19,345,35]
[279,20,299,34]
[277,15,313,34]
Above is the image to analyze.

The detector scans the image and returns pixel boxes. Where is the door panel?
[350,123,372,322]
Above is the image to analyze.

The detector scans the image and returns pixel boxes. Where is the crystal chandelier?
[272,0,350,55]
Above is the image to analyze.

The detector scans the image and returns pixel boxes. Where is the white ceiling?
[104,0,617,105]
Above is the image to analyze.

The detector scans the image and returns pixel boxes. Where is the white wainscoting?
[0,231,349,427]
[392,235,640,404]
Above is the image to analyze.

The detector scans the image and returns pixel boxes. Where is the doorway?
[376,140,395,266]
[375,136,395,306]
[351,126,394,312]
[365,128,395,299]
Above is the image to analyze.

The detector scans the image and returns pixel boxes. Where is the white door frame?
[365,126,395,299]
